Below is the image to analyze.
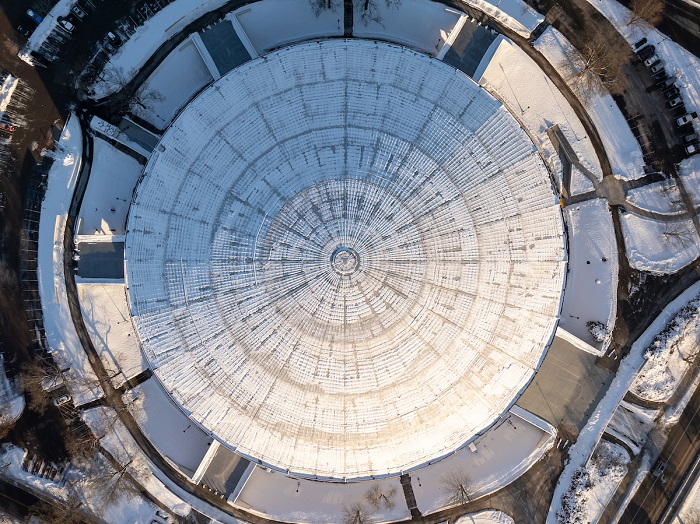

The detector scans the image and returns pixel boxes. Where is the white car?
[644,53,660,67]
[677,114,694,126]
[687,143,698,155]
[54,394,72,407]
[58,19,74,32]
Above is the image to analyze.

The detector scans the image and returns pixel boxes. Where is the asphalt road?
[621,378,700,524]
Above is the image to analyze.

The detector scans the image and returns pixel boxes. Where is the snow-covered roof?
[124,39,566,479]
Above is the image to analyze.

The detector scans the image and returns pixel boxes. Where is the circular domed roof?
[125,40,566,479]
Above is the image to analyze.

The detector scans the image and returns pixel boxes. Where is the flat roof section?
[77,240,124,280]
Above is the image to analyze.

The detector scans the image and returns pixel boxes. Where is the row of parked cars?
[634,38,698,155]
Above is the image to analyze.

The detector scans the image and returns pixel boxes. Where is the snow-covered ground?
[37,114,103,406]
[131,37,214,130]
[17,0,78,64]
[477,37,602,196]
[631,292,700,402]
[626,179,686,215]
[620,212,700,275]
[461,0,544,37]
[535,27,644,181]
[0,355,24,431]
[127,377,212,477]
[556,440,630,524]
[78,137,143,236]
[0,443,165,523]
[558,199,618,351]
[548,280,700,522]
[91,0,233,98]
[0,76,19,114]
[234,407,553,521]
[582,0,700,130]
[679,156,700,209]
[353,0,464,56]
[77,283,146,388]
[675,471,700,524]
[606,401,657,455]
[454,509,515,523]
[231,0,341,55]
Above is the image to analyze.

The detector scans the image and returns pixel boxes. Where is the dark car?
[637,45,655,60]
[106,31,122,46]
[16,25,31,37]
[633,37,647,49]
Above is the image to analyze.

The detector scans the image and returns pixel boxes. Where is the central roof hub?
[331,246,359,276]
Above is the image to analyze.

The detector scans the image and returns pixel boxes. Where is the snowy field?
[132,38,214,130]
[626,179,685,215]
[631,293,700,402]
[582,0,700,128]
[462,0,544,37]
[535,27,645,181]
[231,0,342,55]
[128,377,213,477]
[558,199,618,351]
[556,440,630,524]
[37,115,103,406]
[548,281,700,523]
[455,510,515,523]
[620,212,700,275]
[352,0,463,56]
[680,156,700,209]
[78,138,143,235]
[478,37,602,196]
[77,283,146,388]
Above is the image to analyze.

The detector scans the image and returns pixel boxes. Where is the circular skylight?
[125,39,566,478]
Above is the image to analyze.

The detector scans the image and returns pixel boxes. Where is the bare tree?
[81,455,144,507]
[663,221,696,249]
[99,67,165,113]
[29,493,89,524]
[354,0,382,26]
[441,469,472,506]
[627,0,665,27]
[19,360,51,414]
[566,32,631,97]
[309,0,341,16]
[343,501,369,524]
[365,484,397,509]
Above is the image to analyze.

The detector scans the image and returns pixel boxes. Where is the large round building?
[124,39,567,479]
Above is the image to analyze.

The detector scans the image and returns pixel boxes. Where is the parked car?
[633,37,647,49]
[650,61,665,75]
[71,5,86,19]
[104,40,116,53]
[106,31,122,46]
[677,113,695,126]
[644,54,661,67]
[26,9,44,24]
[668,96,683,108]
[16,25,31,37]
[53,394,71,407]
[684,133,698,143]
[0,122,15,134]
[686,143,698,155]
[637,45,655,60]
[58,18,74,32]
[663,81,680,93]
[664,87,680,99]
[657,76,676,87]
